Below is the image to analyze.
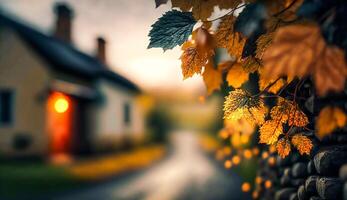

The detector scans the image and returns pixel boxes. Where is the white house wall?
[90,80,144,151]
[0,27,51,156]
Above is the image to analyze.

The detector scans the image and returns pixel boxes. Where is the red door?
[46,92,73,155]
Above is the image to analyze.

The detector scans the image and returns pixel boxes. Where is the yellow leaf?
[288,104,309,127]
[223,89,267,125]
[226,62,249,88]
[276,138,291,158]
[316,106,347,139]
[203,60,223,94]
[263,24,347,96]
[180,41,208,79]
[291,134,312,155]
[259,120,283,145]
[215,15,246,58]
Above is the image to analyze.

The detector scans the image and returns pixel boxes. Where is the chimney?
[54,3,73,43]
[96,37,107,64]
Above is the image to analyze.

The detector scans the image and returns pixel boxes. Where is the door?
[46,92,73,155]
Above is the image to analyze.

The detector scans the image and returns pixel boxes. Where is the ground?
[54,131,251,200]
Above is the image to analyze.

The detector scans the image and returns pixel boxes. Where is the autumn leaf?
[276,138,291,158]
[223,89,267,125]
[258,67,285,94]
[180,41,209,79]
[255,33,273,60]
[215,15,246,58]
[288,104,309,127]
[291,134,313,156]
[171,0,241,20]
[193,27,215,57]
[148,10,196,50]
[226,62,250,88]
[316,106,347,139]
[262,24,347,96]
[270,98,293,123]
[259,120,283,145]
[203,60,223,94]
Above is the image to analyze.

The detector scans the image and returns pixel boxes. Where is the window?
[0,90,14,125]
[123,102,131,125]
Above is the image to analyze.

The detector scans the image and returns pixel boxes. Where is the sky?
[0,0,205,93]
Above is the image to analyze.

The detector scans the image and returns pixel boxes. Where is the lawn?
[0,161,79,199]
[0,145,165,199]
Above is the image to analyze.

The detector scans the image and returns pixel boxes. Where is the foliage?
[148,0,347,161]
[148,10,196,51]
[316,106,347,139]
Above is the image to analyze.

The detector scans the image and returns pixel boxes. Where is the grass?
[0,162,79,198]
[0,145,166,199]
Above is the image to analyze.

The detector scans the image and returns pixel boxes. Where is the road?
[56,131,251,200]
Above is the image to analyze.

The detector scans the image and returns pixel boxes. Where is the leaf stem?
[273,0,298,17]
[203,4,246,23]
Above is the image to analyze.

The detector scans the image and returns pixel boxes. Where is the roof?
[0,11,140,93]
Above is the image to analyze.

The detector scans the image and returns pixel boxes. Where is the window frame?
[0,89,15,127]
[123,102,131,126]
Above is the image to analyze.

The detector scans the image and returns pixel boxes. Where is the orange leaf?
[226,62,249,88]
[259,120,283,145]
[215,15,246,58]
[291,134,312,156]
[203,61,223,94]
[316,106,347,139]
[180,41,208,79]
[263,24,347,96]
[172,0,241,20]
[258,67,285,94]
[288,104,309,127]
[276,138,291,158]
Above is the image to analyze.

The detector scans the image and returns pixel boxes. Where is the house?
[0,3,145,157]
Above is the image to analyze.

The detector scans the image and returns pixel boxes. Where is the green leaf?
[148,10,196,51]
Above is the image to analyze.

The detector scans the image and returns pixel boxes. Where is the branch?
[273,0,298,17]
[253,77,282,97]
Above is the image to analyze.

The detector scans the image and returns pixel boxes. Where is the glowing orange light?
[54,97,69,113]
[255,176,262,184]
[262,151,269,159]
[268,157,276,166]
[241,182,251,192]
[232,155,241,165]
[223,146,232,155]
[252,148,260,156]
[243,149,252,159]
[224,160,232,169]
[252,191,259,199]
[265,180,272,188]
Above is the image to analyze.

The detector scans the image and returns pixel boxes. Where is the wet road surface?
[56,131,251,200]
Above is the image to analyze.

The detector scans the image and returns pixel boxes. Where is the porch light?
[54,96,69,113]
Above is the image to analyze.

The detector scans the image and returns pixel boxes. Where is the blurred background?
[0,1,254,199]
